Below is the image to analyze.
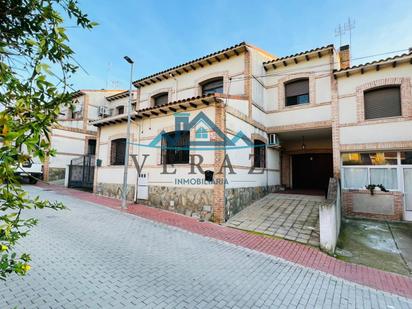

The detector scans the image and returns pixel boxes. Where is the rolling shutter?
[364,86,401,120]
[285,79,309,97]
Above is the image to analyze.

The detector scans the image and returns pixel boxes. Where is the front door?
[402,168,412,221]
[292,153,333,191]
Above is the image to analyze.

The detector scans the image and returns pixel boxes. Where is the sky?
[66,0,412,90]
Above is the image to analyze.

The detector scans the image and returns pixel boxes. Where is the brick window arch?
[356,77,412,122]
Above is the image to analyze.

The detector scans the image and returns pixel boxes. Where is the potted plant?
[365,184,377,195]
[365,184,389,195]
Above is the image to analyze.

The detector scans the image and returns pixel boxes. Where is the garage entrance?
[292,153,333,191]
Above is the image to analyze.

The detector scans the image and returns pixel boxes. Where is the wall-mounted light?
[301,136,306,150]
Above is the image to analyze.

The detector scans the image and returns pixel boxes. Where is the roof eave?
[91,94,223,127]
[263,45,334,70]
[333,54,412,78]
[132,43,248,88]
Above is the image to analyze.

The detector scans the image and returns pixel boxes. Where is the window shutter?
[364,86,401,119]
[201,78,224,95]
[111,139,126,165]
[110,140,117,165]
[117,139,126,165]
[285,79,309,97]
[154,93,168,106]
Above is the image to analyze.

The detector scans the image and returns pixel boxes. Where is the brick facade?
[356,77,412,123]
[342,190,403,221]
[213,103,226,223]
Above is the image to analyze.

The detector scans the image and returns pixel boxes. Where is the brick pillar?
[338,45,350,70]
[213,102,226,223]
[331,53,341,177]
[244,48,252,120]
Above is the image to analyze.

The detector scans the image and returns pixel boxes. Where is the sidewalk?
[35,183,412,299]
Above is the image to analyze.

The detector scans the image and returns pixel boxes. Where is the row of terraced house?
[44,42,412,223]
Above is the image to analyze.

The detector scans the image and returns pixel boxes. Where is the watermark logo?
[130,112,267,185]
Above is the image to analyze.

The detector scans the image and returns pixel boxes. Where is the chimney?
[339,45,350,69]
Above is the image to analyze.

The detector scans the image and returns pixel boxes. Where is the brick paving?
[36,183,412,299]
[1,183,408,308]
[225,193,321,246]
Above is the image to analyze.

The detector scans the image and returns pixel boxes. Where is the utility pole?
[121,56,134,209]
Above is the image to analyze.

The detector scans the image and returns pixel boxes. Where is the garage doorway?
[292,154,333,191]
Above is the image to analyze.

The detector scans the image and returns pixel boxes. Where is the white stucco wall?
[97,107,217,189]
[262,55,334,129]
[225,113,280,189]
[137,54,246,109]
[266,104,332,128]
[49,128,93,168]
[337,62,412,146]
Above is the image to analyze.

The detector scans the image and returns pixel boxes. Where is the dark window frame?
[253,140,266,168]
[153,92,169,106]
[285,78,310,107]
[116,105,125,115]
[87,139,96,155]
[161,131,190,165]
[110,138,126,165]
[201,77,224,96]
[364,85,401,120]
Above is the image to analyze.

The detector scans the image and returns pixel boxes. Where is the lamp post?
[121,56,134,209]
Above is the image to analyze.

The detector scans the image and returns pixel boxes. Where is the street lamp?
[121,56,134,209]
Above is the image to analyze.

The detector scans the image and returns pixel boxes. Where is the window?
[343,167,398,190]
[341,152,399,190]
[110,138,126,165]
[195,127,208,139]
[131,102,136,111]
[285,78,309,106]
[343,168,369,189]
[87,139,96,155]
[153,92,168,106]
[161,131,190,164]
[370,168,398,189]
[201,77,224,96]
[364,86,401,120]
[253,140,266,168]
[116,105,125,115]
[401,152,412,165]
[342,152,397,166]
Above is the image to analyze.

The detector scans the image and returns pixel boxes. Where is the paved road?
[0,186,411,309]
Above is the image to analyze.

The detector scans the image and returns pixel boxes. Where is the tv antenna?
[344,17,356,48]
[334,24,345,47]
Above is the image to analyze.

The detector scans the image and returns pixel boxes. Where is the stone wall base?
[96,183,279,222]
[146,186,214,220]
[342,190,403,221]
[96,183,135,201]
[225,185,276,219]
[48,167,66,181]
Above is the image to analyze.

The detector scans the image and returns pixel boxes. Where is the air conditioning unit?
[98,106,110,116]
[268,133,280,147]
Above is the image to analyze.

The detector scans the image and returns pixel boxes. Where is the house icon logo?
[134,112,255,151]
